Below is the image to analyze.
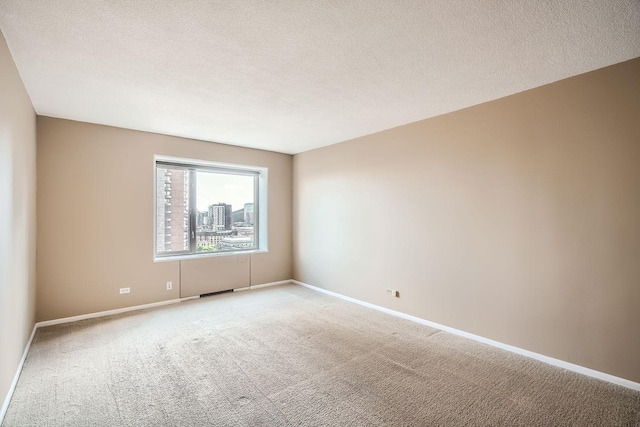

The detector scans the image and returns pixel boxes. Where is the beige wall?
[293,58,640,383]
[37,118,292,321]
[0,31,37,413]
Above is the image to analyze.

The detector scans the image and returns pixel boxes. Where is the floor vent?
[200,289,234,298]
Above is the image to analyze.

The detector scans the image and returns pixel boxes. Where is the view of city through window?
[156,166,256,255]
[195,171,255,252]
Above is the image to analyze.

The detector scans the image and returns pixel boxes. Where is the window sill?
[154,249,268,263]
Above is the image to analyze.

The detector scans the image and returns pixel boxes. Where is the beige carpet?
[3,284,639,426]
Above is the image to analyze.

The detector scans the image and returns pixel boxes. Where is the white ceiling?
[1,1,639,154]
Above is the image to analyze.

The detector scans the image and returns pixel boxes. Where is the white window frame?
[153,155,268,262]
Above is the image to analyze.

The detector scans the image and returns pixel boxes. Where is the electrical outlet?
[386,289,400,298]
[166,281,173,291]
[386,289,394,296]
[119,287,130,294]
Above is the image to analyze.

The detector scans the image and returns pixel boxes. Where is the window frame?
[153,155,268,262]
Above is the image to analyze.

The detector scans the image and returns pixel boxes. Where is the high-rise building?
[156,168,189,252]
[209,203,232,231]
[244,203,254,225]
[197,211,209,227]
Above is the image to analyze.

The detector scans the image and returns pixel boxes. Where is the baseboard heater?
[200,289,234,298]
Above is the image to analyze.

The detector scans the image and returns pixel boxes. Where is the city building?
[195,229,236,250]
[156,168,189,252]
[196,211,209,228]
[219,237,254,251]
[209,203,232,231]
[243,203,254,225]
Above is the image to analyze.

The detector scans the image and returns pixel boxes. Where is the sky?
[196,171,254,212]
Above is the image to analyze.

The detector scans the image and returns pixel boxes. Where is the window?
[154,156,267,260]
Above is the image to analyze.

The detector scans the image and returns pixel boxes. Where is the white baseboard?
[35,279,292,328]
[249,280,291,290]
[1,323,37,425]
[37,298,186,328]
[292,280,640,392]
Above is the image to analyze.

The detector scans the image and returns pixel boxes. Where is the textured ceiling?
[1,1,639,154]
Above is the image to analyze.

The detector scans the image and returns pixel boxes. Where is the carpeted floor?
[3,284,639,426]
